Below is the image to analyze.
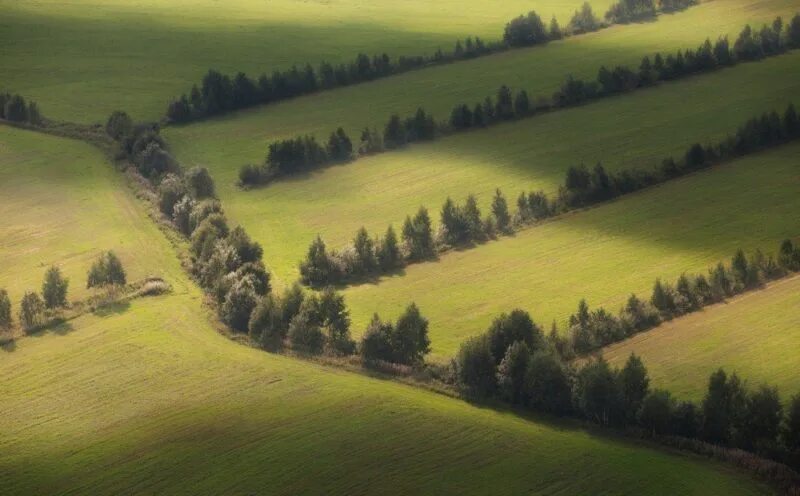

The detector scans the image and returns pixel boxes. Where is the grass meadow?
[0,0,614,123]
[340,143,800,358]
[603,275,800,402]
[169,51,800,289]
[0,126,190,304]
[0,129,772,495]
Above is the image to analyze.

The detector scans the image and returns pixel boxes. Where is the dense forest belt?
[238,14,800,187]
[297,102,800,288]
[165,0,697,124]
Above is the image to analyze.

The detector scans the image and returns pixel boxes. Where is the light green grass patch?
[603,275,800,402]
[0,292,774,495]
[0,125,188,304]
[340,143,800,359]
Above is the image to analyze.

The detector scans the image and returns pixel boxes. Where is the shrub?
[157,174,187,216]
[105,111,133,140]
[185,166,216,198]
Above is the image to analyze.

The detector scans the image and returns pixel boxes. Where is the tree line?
[556,240,800,356]
[106,111,431,369]
[0,251,126,334]
[239,14,800,185]
[165,0,704,124]
[299,190,517,287]
[453,309,800,483]
[0,92,43,126]
[604,0,694,24]
[106,111,273,334]
[297,101,800,288]
[247,281,430,366]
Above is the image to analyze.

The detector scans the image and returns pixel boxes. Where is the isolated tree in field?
[491,189,511,232]
[87,251,127,288]
[186,166,216,198]
[19,291,45,331]
[105,111,132,140]
[391,303,430,364]
[376,225,402,271]
[619,354,649,422]
[42,266,69,309]
[0,289,12,330]
[496,341,531,404]
[4,94,28,122]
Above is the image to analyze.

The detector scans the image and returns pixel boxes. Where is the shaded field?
[0,0,614,122]
[0,125,189,304]
[0,294,775,496]
[603,275,800,402]
[171,52,800,287]
[340,143,800,359]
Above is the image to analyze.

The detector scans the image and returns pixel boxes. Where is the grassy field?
[1,292,776,495]
[0,125,190,304]
[603,275,800,402]
[0,0,615,123]
[0,130,773,495]
[338,142,800,359]
[170,52,800,288]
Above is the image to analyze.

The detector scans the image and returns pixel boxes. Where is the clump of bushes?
[0,92,44,125]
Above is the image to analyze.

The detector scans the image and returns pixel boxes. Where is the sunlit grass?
[603,275,800,402]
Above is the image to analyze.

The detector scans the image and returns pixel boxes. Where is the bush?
[157,174,187,217]
[42,266,69,309]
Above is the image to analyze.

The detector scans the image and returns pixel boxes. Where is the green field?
[0,129,772,495]
[0,126,190,304]
[0,0,615,123]
[603,275,800,402]
[339,143,800,358]
[171,51,800,288]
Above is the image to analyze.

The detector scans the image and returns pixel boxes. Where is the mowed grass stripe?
[0,125,190,303]
[177,51,800,287]
[603,274,800,402]
[340,143,800,358]
[0,292,774,495]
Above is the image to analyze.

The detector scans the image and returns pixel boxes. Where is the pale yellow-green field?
[0,125,189,304]
[604,275,800,402]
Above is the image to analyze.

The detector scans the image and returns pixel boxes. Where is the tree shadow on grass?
[92,300,131,317]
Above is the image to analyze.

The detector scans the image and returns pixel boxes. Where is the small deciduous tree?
[249,294,284,350]
[638,389,675,435]
[455,333,496,398]
[0,289,12,330]
[391,302,430,364]
[360,313,395,363]
[105,111,133,141]
[185,166,216,198]
[496,341,531,404]
[19,291,45,331]
[42,266,69,309]
[87,251,127,288]
[288,302,326,354]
